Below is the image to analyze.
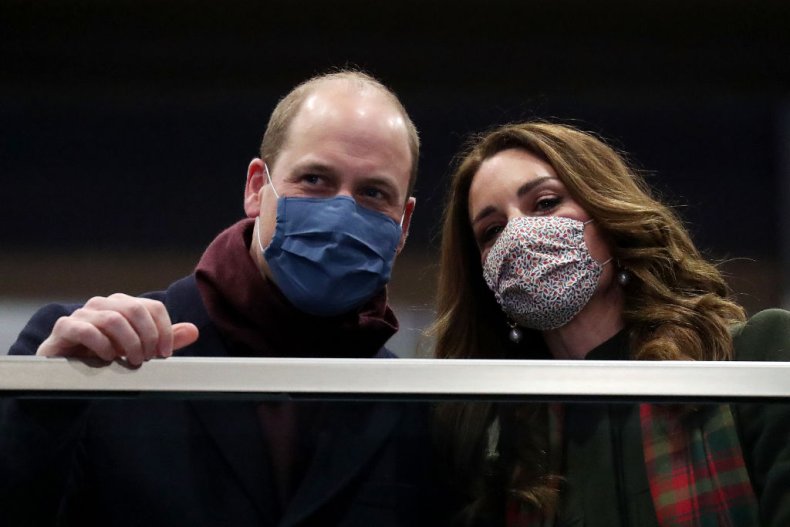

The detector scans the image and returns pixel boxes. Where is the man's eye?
[302,174,322,185]
[361,187,386,200]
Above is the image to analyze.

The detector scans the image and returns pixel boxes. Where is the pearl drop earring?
[508,321,523,344]
[616,269,631,286]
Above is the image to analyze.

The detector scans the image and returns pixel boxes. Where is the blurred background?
[2,0,789,356]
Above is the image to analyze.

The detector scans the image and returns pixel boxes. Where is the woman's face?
[467,148,613,267]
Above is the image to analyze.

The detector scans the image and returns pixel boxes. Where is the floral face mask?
[482,215,610,331]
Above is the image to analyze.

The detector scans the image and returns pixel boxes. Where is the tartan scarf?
[505,403,759,527]
[640,403,759,526]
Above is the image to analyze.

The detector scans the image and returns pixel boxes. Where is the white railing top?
[0,356,788,400]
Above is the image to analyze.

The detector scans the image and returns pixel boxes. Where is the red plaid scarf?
[506,404,759,527]
[640,404,759,526]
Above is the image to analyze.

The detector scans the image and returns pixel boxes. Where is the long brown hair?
[432,122,745,519]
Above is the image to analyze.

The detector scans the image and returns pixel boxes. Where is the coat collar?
[163,275,404,525]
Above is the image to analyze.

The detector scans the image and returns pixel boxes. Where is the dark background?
[2,0,790,314]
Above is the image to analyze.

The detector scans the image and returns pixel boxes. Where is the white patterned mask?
[482,215,611,331]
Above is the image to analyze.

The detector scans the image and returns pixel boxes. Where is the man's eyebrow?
[471,176,554,226]
[361,175,400,193]
[291,161,335,175]
[368,176,407,204]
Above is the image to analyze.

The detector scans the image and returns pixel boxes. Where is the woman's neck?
[542,282,625,360]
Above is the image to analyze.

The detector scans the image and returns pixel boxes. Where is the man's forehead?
[282,84,410,158]
[272,79,413,199]
[296,82,398,124]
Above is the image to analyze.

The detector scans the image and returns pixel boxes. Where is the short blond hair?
[259,70,420,199]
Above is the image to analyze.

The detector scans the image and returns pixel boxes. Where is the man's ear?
[396,197,416,254]
[244,158,267,217]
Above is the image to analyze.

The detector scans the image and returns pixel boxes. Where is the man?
[32,69,417,365]
[1,71,445,526]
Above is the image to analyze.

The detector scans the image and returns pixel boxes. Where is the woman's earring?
[508,320,523,344]
[616,268,631,287]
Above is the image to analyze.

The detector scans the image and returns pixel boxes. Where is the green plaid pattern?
[640,404,759,526]
[507,404,759,527]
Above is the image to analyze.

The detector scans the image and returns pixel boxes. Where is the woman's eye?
[481,225,504,244]
[536,196,561,211]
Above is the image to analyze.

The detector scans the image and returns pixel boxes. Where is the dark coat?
[1,276,447,527]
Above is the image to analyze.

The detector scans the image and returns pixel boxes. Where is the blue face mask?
[256,165,403,317]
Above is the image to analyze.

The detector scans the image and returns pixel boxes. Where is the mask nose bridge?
[500,202,538,228]
[506,205,525,224]
[336,188,355,201]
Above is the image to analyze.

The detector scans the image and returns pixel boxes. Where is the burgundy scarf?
[193,218,400,506]
[194,218,399,359]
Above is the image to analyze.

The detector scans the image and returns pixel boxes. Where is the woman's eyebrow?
[472,205,496,227]
[516,176,553,198]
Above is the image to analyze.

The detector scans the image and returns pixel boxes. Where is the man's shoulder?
[732,308,790,362]
[144,274,206,325]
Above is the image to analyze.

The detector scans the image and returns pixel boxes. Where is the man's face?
[244,83,415,281]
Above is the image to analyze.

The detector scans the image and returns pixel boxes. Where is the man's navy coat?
[1,276,446,527]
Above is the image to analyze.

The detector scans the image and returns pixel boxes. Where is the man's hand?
[36,294,199,366]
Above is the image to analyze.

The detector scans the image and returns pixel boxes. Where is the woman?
[432,122,790,526]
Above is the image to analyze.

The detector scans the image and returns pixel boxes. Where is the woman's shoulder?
[731,308,790,362]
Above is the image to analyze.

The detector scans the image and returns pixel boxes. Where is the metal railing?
[1,356,788,401]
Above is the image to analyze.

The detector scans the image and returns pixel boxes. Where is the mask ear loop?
[264,162,280,198]
[255,216,266,253]
[581,218,613,268]
[256,162,279,253]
